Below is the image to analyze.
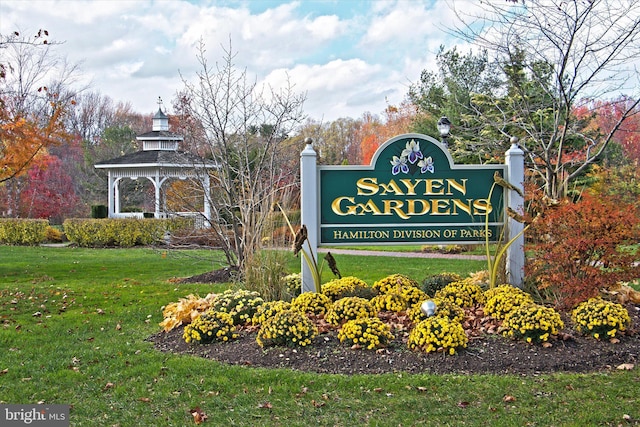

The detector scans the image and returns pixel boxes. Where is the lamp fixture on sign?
[437,116,451,147]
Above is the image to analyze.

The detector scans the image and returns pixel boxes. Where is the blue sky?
[0,0,469,121]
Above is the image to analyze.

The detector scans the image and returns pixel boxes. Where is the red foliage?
[525,193,640,309]
[360,134,379,165]
[356,102,417,165]
[574,97,640,162]
[19,154,81,223]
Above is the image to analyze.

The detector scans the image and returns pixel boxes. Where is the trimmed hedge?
[63,218,193,247]
[0,218,49,245]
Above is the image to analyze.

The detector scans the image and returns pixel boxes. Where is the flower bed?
[159,271,637,360]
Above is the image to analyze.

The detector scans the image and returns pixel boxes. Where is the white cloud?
[0,0,461,121]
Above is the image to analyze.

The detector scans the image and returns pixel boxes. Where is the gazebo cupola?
[153,106,169,131]
[137,99,182,151]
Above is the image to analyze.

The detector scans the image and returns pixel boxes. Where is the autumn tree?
[356,102,417,165]
[68,92,151,209]
[448,0,640,198]
[177,40,306,275]
[0,29,81,219]
[587,97,640,163]
[19,154,81,223]
[297,117,362,165]
[0,30,72,183]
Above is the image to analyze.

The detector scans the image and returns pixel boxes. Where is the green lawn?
[1,246,638,426]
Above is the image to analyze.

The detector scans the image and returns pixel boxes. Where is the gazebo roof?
[95,149,216,169]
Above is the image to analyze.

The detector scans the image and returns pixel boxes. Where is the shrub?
[421,272,461,298]
[44,226,65,243]
[282,273,302,299]
[63,218,192,247]
[290,292,332,315]
[526,194,640,309]
[408,316,468,355]
[159,293,216,332]
[484,283,524,301]
[407,298,465,325]
[373,273,420,294]
[338,317,394,350]
[370,291,408,313]
[502,303,564,344]
[325,297,377,326]
[434,279,486,308]
[484,284,534,320]
[421,245,466,254]
[91,205,108,219]
[467,270,490,287]
[251,300,292,326]
[256,310,318,348]
[587,163,640,208]
[0,218,48,245]
[571,298,631,340]
[400,286,428,307]
[183,310,238,344]
[322,276,371,301]
[210,289,264,325]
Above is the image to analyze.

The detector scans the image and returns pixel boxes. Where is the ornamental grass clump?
[407,316,468,355]
[290,292,332,315]
[256,310,318,348]
[434,279,486,308]
[502,303,564,344]
[371,291,408,313]
[322,276,371,301]
[338,317,394,350]
[571,298,631,340]
[251,300,292,326]
[484,284,534,320]
[211,289,264,325]
[183,310,238,344]
[325,296,377,326]
[373,273,420,294]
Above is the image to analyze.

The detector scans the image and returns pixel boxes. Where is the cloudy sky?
[0,0,473,121]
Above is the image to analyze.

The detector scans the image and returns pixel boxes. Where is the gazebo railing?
[112,212,207,229]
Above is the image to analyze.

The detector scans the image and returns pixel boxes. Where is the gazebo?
[94,103,216,226]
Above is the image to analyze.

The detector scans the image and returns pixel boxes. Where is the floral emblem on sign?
[390,139,435,175]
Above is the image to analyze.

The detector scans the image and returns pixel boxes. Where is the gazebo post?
[114,178,121,215]
[154,172,161,219]
[107,171,115,218]
[202,174,211,227]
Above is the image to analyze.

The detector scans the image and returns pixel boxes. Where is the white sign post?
[300,138,319,293]
[505,141,525,287]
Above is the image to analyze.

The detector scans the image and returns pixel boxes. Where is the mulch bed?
[148,303,640,376]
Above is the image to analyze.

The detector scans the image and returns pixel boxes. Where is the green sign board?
[318,134,506,245]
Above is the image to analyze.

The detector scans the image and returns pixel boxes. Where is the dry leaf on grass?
[189,406,208,424]
[616,363,634,370]
[312,399,326,408]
